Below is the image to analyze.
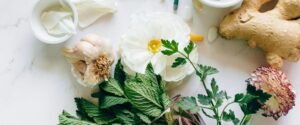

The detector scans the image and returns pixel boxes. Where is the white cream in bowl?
[31,0,78,44]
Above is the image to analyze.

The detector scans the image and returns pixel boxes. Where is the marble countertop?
[0,0,299,125]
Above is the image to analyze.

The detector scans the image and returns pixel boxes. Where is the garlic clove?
[64,34,114,87]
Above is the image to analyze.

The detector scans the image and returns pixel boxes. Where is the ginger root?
[219,0,300,68]
[63,34,114,87]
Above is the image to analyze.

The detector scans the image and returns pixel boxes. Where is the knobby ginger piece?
[63,34,114,87]
[219,0,300,68]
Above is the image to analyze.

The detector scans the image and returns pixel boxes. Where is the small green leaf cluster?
[161,39,272,125]
[59,60,171,125]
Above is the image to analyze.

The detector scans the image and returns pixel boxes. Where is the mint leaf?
[100,77,124,96]
[75,98,115,124]
[113,109,135,124]
[184,41,194,55]
[100,96,128,109]
[59,111,97,125]
[197,94,210,105]
[172,57,187,68]
[136,112,152,124]
[124,78,163,117]
[114,60,126,85]
[177,97,200,114]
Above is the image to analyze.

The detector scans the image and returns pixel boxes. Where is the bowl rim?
[30,0,78,44]
[200,0,243,8]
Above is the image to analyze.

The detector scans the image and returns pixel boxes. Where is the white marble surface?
[0,0,299,125]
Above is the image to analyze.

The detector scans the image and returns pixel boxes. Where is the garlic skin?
[64,34,114,87]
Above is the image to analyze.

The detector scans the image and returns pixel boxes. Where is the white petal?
[71,0,117,28]
[151,53,166,75]
[122,48,152,74]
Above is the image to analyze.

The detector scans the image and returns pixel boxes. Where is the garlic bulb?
[64,34,114,87]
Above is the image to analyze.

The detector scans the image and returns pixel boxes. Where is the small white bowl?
[31,0,78,44]
[200,0,243,8]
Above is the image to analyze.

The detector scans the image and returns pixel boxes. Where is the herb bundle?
[161,39,272,125]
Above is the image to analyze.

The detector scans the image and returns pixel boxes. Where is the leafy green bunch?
[161,39,272,125]
[59,60,172,125]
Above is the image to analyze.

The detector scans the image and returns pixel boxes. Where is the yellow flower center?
[148,39,161,54]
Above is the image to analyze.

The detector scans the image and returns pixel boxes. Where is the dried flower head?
[249,66,296,120]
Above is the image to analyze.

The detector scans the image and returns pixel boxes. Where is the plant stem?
[220,102,235,119]
[239,115,251,125]
[178,51,222,125]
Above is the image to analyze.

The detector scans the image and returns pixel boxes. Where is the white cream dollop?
[70,0,117,28]
[41,5,76,36]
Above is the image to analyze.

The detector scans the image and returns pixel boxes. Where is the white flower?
[119,12,199,82]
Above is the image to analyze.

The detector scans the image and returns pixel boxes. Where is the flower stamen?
[148,39,162,54]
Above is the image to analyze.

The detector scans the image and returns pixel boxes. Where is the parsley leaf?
[172,57,187,68]
[161,39,178,55]
[197,94,210,105]
[177,97,200,114]
[184,41,194,55]
[222,110,240,125]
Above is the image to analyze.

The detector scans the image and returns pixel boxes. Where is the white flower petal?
[151,52,167,74]
[120,12,197,82]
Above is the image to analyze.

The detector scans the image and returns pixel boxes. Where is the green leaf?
[100,77,124,96]
[161,93,171,109]
[240,115,252,125]
[197,94,210,105]
[197,64,219,78]
[234,93,257,104]
[177,97,200,114]
[59,111,97,125]
[214,99,223,108]
[75,98,115,124]
[172,57,187,68]
[235,84,272,115]
[114,59,126,85]
[216,91,227,100]
[246,83,272,103]
[161,39,178,56]
[100,96,128,109]
[124,78,163,117]
[136,112,152,124]
[222,110,239,125]
[211,78,218,96]
[161,50,177,56]
[184,41,194,55]
[161,39,178,51]
[113,109,135,125]
[234,93,244,102]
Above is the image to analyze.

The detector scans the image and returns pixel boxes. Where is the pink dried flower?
[249,66,296,120]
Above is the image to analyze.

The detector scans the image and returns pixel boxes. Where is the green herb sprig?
[161,39,272,125]
[59,60,172,125]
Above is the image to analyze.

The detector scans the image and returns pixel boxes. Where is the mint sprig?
[161,39,272,125]
[59,60,172,125]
